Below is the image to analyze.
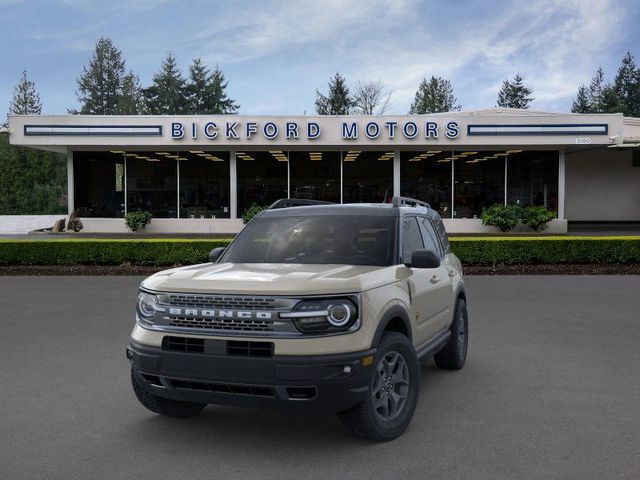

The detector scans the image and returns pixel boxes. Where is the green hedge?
[0,239,232,266]
[1,237,639,266]
[450,237,640,266]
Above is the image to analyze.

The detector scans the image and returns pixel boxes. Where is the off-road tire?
[337,331,419,442]
[434,298,468,370]
[131,369,206,418]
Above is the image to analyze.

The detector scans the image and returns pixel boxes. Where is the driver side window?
[401,217,424,264]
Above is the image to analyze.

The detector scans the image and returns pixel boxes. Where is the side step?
[415,330,451,361]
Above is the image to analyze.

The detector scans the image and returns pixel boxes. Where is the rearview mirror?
[409,249,440,269]
[209,247,226,263]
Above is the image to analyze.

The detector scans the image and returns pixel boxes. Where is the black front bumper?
[127,341,376,415]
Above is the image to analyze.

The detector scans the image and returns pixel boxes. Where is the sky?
[1,0,639,117]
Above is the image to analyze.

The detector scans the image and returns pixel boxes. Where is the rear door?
[401,216,449,346]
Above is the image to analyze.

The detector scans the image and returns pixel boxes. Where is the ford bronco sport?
[127,197,469,441]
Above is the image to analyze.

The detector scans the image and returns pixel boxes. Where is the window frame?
[400,215,426,265]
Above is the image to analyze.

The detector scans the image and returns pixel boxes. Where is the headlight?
[137,291,158,325]
[281,297,359,334]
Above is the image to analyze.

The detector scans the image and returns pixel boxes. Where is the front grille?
[227,340,274,357]
[162,336,205,353]
[169,379,274,397]
[164,294,277,310]
[167,316,274,332]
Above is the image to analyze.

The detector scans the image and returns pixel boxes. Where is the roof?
[260,202,440,218]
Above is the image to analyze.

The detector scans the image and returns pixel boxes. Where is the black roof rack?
[268,198,335,209]
[391,196,431,209]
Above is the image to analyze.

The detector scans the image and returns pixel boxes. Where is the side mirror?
[209,247,226,263]
[409,249,441,269]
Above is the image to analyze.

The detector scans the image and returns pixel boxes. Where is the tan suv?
[127,197,469,441]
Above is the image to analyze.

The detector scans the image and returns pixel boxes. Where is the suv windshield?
[221,215,396,266]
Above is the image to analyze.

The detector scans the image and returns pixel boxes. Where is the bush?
[481,204,521,232]
[125,211,152,232]
[521,206,556,232]
[0,239,233,266]
[450,237,640,266]
[242,204,268,224]
[66,210,83,232]
[0,237,639,267]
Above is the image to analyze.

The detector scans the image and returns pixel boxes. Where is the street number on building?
[575,137,592,144]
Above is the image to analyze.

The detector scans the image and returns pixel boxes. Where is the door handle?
[430,275,440,284]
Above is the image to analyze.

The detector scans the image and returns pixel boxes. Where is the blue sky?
[1,0,639,117]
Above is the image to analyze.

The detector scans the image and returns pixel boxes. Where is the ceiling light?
[146,158,160,162]
[437,159,451,163]
[506,150,523,154]
[495,153,507,156]
[189,151,204,154]
[427,150,442,154]
[110,150,125,154]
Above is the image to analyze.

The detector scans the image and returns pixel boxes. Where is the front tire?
[434,297,468,370]
[338,332,420,442]
[131,369,207,418]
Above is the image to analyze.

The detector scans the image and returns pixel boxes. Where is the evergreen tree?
[143,53,187,115]
[571,85,591,113]
[496,73,534,109]
[116,71,144,115]
[75,37,125,114]
[185,59,239,114]
[315,73,352,115]
[613,51,640,117]
[8,70,42,116]
[409,76,461,114]
[588,66,607,111]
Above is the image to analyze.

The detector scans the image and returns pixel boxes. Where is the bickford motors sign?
[170,119,461,141]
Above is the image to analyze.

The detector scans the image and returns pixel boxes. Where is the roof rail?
[268,198,335,209]
[391,196,431,209]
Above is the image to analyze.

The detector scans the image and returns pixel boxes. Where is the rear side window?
[401,217,424,264]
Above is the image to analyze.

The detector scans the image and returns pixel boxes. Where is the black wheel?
[131,369,206,418]
[338,332,420,442]
[434,297,468,370]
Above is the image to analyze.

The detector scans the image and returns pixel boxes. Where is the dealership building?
[8,109,640,233]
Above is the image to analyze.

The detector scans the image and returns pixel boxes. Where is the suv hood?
[141,262,398,295]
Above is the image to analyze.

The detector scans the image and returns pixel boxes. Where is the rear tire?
[131,369,206,418]
[434,298,468,370]
[338,332,419,442]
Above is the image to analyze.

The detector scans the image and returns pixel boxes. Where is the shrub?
[521,206,556,232]
[242,204,268,224]
[481,204,521,232]
[125,210,152,232]
[66,210,83,232]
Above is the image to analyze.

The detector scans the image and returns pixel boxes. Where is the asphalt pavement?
[0,275,639,480]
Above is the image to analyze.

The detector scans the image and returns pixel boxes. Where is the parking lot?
[1,275,639,480]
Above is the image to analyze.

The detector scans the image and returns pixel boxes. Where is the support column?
[450,152,455,218]
[230,150,237,219]
[393,150,400,198]
[504,154,508,206]
[66,149,74,216]
[558,148,566,220]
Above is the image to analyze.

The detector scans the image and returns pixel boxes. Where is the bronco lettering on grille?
[167,308,273,320]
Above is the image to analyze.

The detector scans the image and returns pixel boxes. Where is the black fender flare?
[371,305,413,348]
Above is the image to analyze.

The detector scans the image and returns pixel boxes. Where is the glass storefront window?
[507,150,558,212]
[178,151,230,218]
[453,151,505,218]
[289,151,340,203]
[237,150,288,216]
[126,152,177,218]
[343,151,394,203]
[400,151,452,217]
[73,151,125,218]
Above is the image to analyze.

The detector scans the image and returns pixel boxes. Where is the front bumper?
[127,341,376,415]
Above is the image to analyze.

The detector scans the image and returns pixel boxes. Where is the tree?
[613,51,640,117]
[185,59,239,114]
[74,37,125,114]
[8,70,42,117]
[587,66,607,112]
[315,73,352,115]
[409,76,461,114]
[352,80,391,114]
[571,85,591,113]
[496,73,534,109]
[116,71,144,115]
[143,53,187,115]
